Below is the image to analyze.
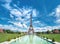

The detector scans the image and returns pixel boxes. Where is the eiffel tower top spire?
[30,12,32,27]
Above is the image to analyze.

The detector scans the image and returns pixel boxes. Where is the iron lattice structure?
[28,12,34,35]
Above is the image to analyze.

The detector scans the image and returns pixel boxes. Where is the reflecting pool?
[10,35,53,44]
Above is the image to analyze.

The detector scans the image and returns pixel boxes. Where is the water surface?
[10,35,52,44]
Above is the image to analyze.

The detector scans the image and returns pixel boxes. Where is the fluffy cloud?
[49,5,60,17]
[55,5,60,24]
[10,9,22,17]
[1,1,39,22]
[33,21,47,27]
[8,21,28,28]
[10,5,39,18]
[49,5,60,24]
[1,1,39,31]
[56,19,60,23]
[0,24,28,32]
[1,0,12,10]
[55,5,60,18]
[0,0,47,32]
[0,24,18,31]
[34,25,60,32]
[32,9,39,17]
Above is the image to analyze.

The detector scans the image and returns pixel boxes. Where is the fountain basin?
[10,35,53,44]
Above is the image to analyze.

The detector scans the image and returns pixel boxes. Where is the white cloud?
[32,9,39,17]
[1,2,39,22]
[9,6,39,28]
[49,12,55,16]
[9,21,23,27]
[0,24,3,27]
[49,5,60,24]
[0,1,41,32]
[26,13,30,19]
[56,19,60,23]
[1,0,12,10]
[33,21,47,27]
[14,22,23,27]
[34,21,40,24]
[22,7,32,15]
[8,21,28,28]
[16,17,22,21]
[2,3,12,10]
[0,23,60,32]
[55,5,60,24]
[0,24,28,32]
[10,9,22,17]
[55,5,60,18]
[49,5,60,17]
[10,14,14,18]
[9,6,37,20]
[43,26,53,31]
[0,24,18,31]
[14,4,38,17]
[53,26,60,29]
[34,25,60,32]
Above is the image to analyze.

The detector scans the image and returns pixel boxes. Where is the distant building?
[53,29,60,34]
[0,28,4,33]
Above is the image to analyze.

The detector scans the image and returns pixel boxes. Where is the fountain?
[10,35,52,44]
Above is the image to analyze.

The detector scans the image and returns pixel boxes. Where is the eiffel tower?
[28,12,34,35]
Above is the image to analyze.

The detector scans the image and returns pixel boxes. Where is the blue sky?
[0,0,60,32]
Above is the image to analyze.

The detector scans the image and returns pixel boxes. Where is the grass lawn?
[0,33,60,43]
[39,34,60,42]
[0,33,21,43]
